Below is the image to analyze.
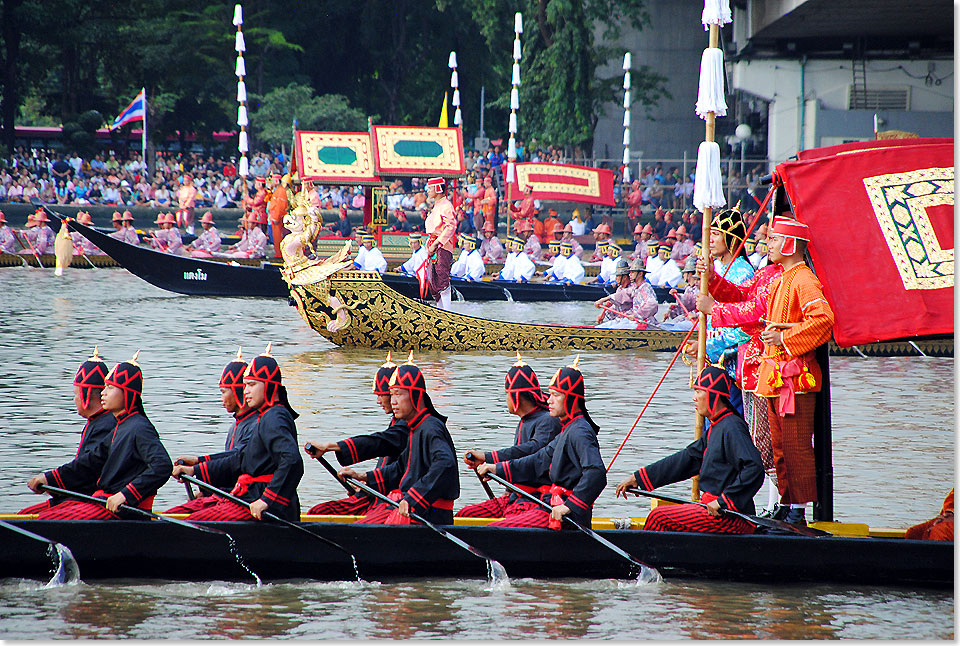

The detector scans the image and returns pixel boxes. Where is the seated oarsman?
[339,357,459,525]
[479,222,505,264]
[354,233,387,273]
[555,240,585,284]
[477,357,606,530]
[304,354,407,515]
[905,489,954,541]
[451,233,484,281]
[164,349,257,514]
[32,352,173,520]
[629,259,660,326]
[614,365,764,534]
[588,223,612,262]
[151,212,184,255]
[108,211,125,241]
[592,242,620,286]
[660,255,698,331]
[497,236,535,283]
[586,239,609,269]
[217,213,267,259]
[643,239,662,276]
[29,209,55,254]
[543,240,565,280]
[20,348,113,514]
[457,355,561,518]
[560,223,584,259]
[595,260,637,328]
[400,233,429,275]
[495,236,518,281]
[648,242,682,288]
[73,211,105,255]
[120,211,140,245]
[0,211,15,253]
[187,212,222,258]
[172,346,303,521]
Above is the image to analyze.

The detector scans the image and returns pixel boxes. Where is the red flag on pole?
[775,138,953,346]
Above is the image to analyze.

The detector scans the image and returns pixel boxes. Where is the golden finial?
[89,346,101,362]
[513,351,527,367]
[236,346,243,361]
[382,351,396,368]
[262,342,273,357]
[567,354,580,370]
[733,200,742,213]
[404,350,415,365]
[129,349,141,366]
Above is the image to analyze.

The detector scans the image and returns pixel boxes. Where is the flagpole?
[141,87,147,176]
[234,4,249,205]
[506,12,522,238]
[691,0,732,500]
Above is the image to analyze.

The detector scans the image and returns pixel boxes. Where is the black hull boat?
[0,518,950,588]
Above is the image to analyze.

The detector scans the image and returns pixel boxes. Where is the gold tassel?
[799,365,817,390]
[768,368,783,389]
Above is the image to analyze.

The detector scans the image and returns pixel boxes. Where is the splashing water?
[634,564,662,585]
[226,534,262,587]
[350,555,363,583]
[43,543,80,588]
[486,559,510,587]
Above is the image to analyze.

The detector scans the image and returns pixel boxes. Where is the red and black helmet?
[105,350,144,414]
[388,352,427,410]
[219,346,248,408]
[373,352,398,396]
[244,343,283,406]
[504,352,547,410]
[694,364,733,413]
[548,355,586,419]
[74,346,109,409]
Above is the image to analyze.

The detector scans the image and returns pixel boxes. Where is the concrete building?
[729,0,953,164]
[592,0,953,171]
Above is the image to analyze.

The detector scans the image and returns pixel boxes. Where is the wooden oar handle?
[306,445,359,496]
[466,453,496,500]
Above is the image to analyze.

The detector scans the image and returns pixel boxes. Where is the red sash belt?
[93,489,155,511]
[388,489,454,510]
[515,483,540,495]
[538,484,576,531]
[230,474,273,497]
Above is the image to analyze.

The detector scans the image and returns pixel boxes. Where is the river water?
[0,267,953,639]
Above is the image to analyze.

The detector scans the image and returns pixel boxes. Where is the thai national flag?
[110,89,146,130]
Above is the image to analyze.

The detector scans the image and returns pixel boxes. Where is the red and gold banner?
[776,138,953,346]
[295,131,380,185]
[371,126,465,177]
[507,163,616,206]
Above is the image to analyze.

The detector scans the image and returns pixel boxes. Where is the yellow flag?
[438,91,449,128]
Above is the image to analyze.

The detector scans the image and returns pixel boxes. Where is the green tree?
[469,0,668,154]
[251,83,368,148]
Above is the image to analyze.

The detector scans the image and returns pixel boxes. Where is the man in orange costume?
[424,177,457,310]
[481,176,498,230]
[509,183,539,237]
[267,173,289,258]
[755,216,834,527]
[244,177,269,229]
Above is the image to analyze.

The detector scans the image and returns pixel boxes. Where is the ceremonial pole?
[234,4,249,204]
[505,12,522,237]
[449,51,462,210]
[691,0,732,499]
[621,53,632,184]
[141,86,148,175]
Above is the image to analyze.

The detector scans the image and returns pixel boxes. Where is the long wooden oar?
[178,474,356,559]
[305,445,358,496]
[484,472,661,581]
[626,488,831,538]
[174,460,197,500]
[11,229,44,268]
[341,475,508,580]
[41,484,227,537]
[465,452,496,500]
[0,518,79,586]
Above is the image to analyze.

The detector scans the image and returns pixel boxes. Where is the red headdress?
[219,346,248,408]
[548,355,599,431]
[105,350,144,414]
[74,346,109,409]
[769,213,809,256]
[426,177,446,193]
[372,352,398,396]
[693,365,733,415]
[388,351,445,421]
[504,352,548,411]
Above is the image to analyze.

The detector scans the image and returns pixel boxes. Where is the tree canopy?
[0,0,667,156]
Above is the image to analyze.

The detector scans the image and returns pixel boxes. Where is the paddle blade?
[44,543,80,588]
